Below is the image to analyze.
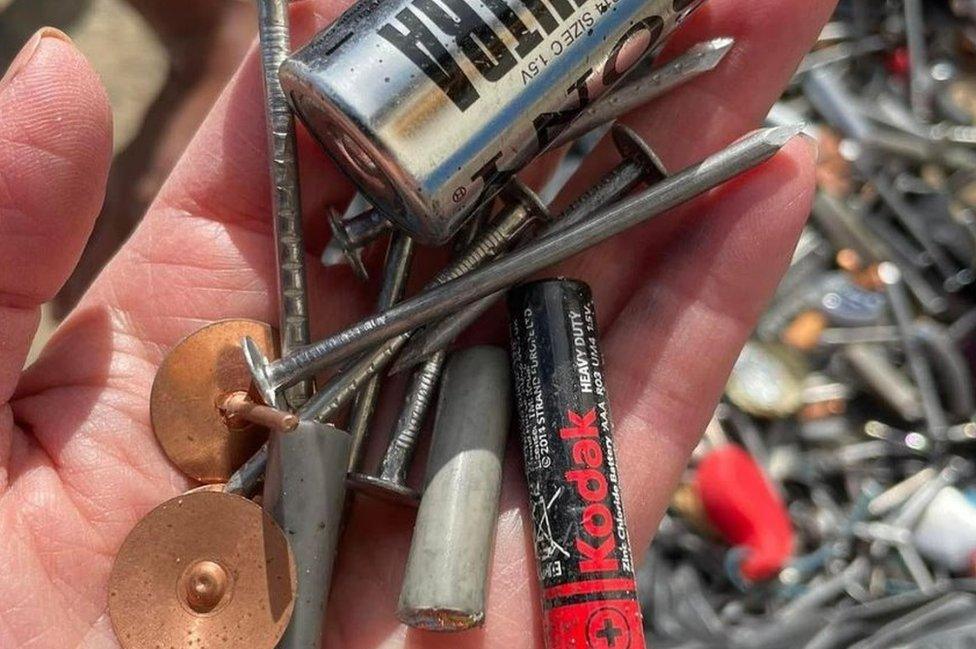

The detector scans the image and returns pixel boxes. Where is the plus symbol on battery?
[595,617,623,647]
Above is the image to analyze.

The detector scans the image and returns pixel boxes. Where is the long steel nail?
[392,124,669,373]
[225,233,416,493]
[256,0,311,409]
[811,192,947,315]
[292,181,549,421]
[346,232,415,472]
[243,125,800,400]
[903,0,933,121]
[550,37,735,149]
[347,349,447,505]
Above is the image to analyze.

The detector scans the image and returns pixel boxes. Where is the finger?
[606,137,816,544]
[0,28,112,405]
[325,141,816,649]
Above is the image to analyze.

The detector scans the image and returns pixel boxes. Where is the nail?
[393,125,669,373]
[255,0,312,409]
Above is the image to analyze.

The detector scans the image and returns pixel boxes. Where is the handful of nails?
[104,0,811,646]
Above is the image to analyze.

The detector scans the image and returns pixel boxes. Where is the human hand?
[0,0,834,646]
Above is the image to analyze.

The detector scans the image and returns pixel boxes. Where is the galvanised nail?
[242,126,799,401]
[805,67,969,291]
[292,181,550,421]
[913,319,976,420]
[323,207,393,281]
[871,177,968,290]
[817,325,900,346]
[392,124,669,373]
[347,349,447,505]
[346,232,414,473]
[255,0,312,409]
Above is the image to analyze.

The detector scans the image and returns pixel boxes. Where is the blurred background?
[0,0,255,363]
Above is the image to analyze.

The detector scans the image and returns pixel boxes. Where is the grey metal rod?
[397,347,511,630]
[263,421,351,649]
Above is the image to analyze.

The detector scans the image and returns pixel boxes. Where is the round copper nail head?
[108,490,296,649]
[151,319,277,483]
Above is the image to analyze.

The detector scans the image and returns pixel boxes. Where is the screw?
[292,180,549,422]
[242,125,800,402]
[347,349,447,505]
[255,0,312,409]
[322,206,393,281]
[392,124,669,372]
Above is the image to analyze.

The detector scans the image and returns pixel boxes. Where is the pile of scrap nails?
[646,1,976,647]
[102,0,976,648]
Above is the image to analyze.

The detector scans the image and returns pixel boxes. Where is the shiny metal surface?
[244,125,799,397]
[256,0,312,408]
[280,0,704,243]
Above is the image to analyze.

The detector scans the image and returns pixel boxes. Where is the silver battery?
[281,0,704,244]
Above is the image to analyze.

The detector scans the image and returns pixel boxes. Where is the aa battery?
[262,421,351,649]
[280,0,704,244]
[508,279,643,649]
[397,346,511,630]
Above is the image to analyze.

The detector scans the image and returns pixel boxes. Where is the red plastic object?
[886,46,911,77]
[694,445,794,582]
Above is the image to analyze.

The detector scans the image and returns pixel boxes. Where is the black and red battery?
[693,419,794,584]
[508,279,643,649]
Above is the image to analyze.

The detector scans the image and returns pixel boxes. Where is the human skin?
[0,0,835,646]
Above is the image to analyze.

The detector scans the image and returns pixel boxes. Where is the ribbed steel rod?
[256,0,311,409]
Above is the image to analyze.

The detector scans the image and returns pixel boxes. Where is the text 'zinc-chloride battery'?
[508,278,642,649]
[281,0,705,244]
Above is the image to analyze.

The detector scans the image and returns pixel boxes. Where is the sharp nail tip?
[765,123,805,146]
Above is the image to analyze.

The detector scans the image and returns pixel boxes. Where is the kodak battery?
[508,279,643,649]
[280,0,705,245]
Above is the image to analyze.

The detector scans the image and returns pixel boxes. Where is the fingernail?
[0,27,73,88]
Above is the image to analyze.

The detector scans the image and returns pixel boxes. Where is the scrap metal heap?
[646,2,976,647]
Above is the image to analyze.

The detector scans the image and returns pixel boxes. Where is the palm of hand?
[0,1,833,646]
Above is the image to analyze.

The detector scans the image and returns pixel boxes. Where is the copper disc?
[109,491,296,649]
[151,319,277,483]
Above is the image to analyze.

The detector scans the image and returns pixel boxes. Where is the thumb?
[0,28,113,404]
